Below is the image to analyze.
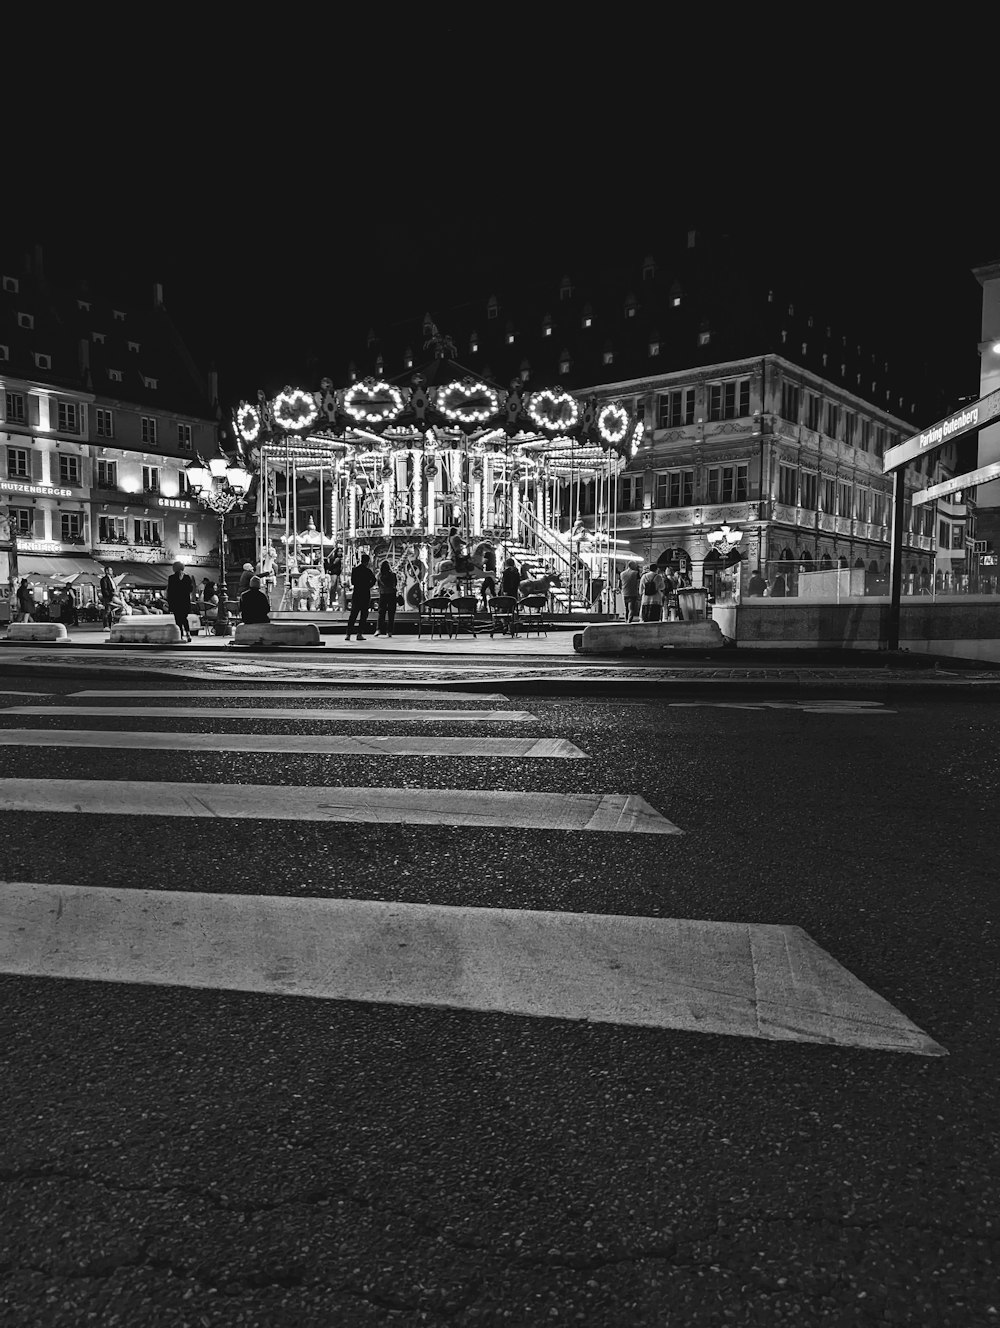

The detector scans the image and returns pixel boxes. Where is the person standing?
[639,564,665,622]
[619,561,640,622]
[375,559,398,638]
[326,545,343,600]
[15,578,34,623]
[346,553,377,640]
[98,566,117,629]
[166,560,195,642]
[746,568,767,597]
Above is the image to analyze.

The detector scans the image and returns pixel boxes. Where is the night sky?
[9,17,992,416]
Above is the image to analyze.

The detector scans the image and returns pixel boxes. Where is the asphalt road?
[0,673,997,1326]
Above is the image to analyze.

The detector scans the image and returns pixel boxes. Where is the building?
[0,247,220,618]
[333,232,970,598]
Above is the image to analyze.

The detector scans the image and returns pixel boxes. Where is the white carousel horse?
[293,566,331,611]
[519,573,555,599]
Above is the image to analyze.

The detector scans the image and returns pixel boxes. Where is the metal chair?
[417,595,452,639]
[488,595,518,638]
[516,593,549,637]
[449,596,481,638]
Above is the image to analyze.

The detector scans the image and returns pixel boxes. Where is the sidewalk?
[2,623,1000,695]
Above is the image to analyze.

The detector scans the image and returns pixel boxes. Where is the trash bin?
[677,587,708,621]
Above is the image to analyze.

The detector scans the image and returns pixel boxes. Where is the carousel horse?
[519,572,555,600]
[294,566,331,611]
[402,545,426,609]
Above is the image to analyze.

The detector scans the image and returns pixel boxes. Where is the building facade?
[0,249,219,618]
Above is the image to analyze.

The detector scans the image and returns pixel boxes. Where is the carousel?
[230,330,644,616]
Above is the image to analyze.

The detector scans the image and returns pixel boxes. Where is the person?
[479,572,497,611]
[618,562,640,622]
[448,526,466,569]
[59,585,79,627]
[166,560,195,642]
[662,568,678,621]
[346,553,377,640]
[202,580,219,625]
[769,572,787,598]
[375,559,398,638]
[519,561,532,583]
[639,564,665,622]
[238,562,255,595]
[15,578,34,623]
[746,568,767,597]
[239,575,271,625]
[500,557,521,598]
[98,566,117,629]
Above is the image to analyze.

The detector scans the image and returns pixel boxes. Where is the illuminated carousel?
[231,334,644,614]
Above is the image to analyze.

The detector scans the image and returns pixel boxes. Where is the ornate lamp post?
[185,456,252,636]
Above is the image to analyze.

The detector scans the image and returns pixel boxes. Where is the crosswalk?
[0,684,942,1055]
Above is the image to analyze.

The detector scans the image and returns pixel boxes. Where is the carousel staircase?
[500,541,592,614]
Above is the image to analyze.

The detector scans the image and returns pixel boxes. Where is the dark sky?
[10,15,993,413]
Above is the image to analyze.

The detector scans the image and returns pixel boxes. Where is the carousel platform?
[269,609,616,633]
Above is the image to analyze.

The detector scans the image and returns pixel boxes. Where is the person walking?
[239,575,271,625]
[98,566,117,629]
[618,561,640,622]
[15,578,34,623]
[639,564,665,622]
[166,560,195,642]
[374,559,399,638]
[346,553,377,640]
[500,557,521,598]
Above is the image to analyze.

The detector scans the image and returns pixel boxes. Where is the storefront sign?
[157,497,192,509]
[884,388,1000,473]
[911,459,1000,506]
[15,539,64,553]
[981,553,998,568]
[0,480,73,498]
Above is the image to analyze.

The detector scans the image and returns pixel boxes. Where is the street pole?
[215,510,230,636]
[887,467,906,651]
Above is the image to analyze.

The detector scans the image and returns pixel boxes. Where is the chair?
[516,593,549,637]
[417,595,452,639]
[449,596,481,638]
[488,596,518,638]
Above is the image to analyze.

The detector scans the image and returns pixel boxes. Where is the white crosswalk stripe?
[68,689,510,702]
[1,705,535,722]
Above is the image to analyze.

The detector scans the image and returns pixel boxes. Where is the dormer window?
[506,321,515,345]
[487,295,499,320]
[581,304,593,329]
[624,294,637,318]
[143,376,158,389]
[112,309,125,321]
[469,332,479,354]
[672,296,682,309]
[559,350,571,376]
[519,358,530,383]
[77,298,90,311]
[375,355,384,374]
[109,368,123,382]
[34,352,51,369]
[559,275,573,300]
[128,341,140,353]
[648,340,660,357]
[687,230,697,248]
[767,290,774,303]
[3,276,18,293]
[698,331,711,347]
[92,331,105,344]
[403,346,413,369]
[781,330,788,344]
[542,315,553,338]
[602,348,614,366]
[18,312,33,329]
[642,255,656,281]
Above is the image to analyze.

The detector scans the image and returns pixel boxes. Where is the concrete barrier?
[109,616,182,645]
[575,620,726,654]
[233,621,323,647]
[3,622,69,643]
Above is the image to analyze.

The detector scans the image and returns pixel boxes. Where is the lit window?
[583,317,592,328]
[603,350,614,365]
[698,331,711,346]
[177,423,192,450]
[672,296,681,308]
[59,453,81,485]
[57,401,79,433]
[559,359,570,375]
[507,334,514,345]
[648,341,660,357]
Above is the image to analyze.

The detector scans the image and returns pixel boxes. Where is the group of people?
[617,561,691,623]
[344,555,400,640]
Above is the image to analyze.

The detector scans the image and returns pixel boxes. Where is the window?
[178,470,190,495]
[778,464,797,505]
[939,521,950,549]
[143,376,158,389]
[655,469,693,508]
[619,475,643,511]
[142,464,160,492]
[820,477,835,513]
[10,507,32,533]
[113,309,125,321]
[602,349,614,365]
[60,512,82,541]
[0,345,7,361]
[648,340,660,357]
[559,357,571,375]
[57,401,79,433]
[7,447,29,478]
[560,277,573,300]
[178,520,197,547]
[801,471,818,510]
[128,341,140,353]
[843,411,856,446]
[874,424,886,458]
[109,368,122,382]
[542,317,553,337]
[96,459,118,489]
[3,276,19,293]
[95,407,114,438]
[5,391,26,423]
[825,401,840,438]
[707,463,749,505]
[93,331,105,344]
[658,387,695,428]
[133,518,162,544]
[487,297,498,320]
[77,298,90,311]
[780,382,800,423]
[698,330,711,346]
[469,334,478,353]
[59,453,81,485]
[177,423,192,450]
[922,507,935,538]
[806,394,822,431]
[141,417,157,445]
[18,312,34,329]
[859,419,872,452]
[708,378,750,422]
[837,481,853,518]
[872,491,886,525]
[98,516,126,542]
[952,524,964,550]
[34,353,51,370]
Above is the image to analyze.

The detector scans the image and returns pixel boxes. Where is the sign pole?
[887,468,906,651]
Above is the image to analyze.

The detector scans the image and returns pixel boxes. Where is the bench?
[233,622,323,647]
[574,620,727,654]
[109,615,183,645]
[3,622,69,643]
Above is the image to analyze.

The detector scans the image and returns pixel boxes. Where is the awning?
[112,561,173,589]
[15,555,102,580]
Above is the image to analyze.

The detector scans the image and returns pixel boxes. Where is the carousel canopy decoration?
[526,388,580,433]
[343,380,406,425]
[273,387,319,433]
[436,378,500,425]
[235,403,261,443]
[597,401,629,445]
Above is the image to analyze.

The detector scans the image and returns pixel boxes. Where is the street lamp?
[185,456,252,636]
